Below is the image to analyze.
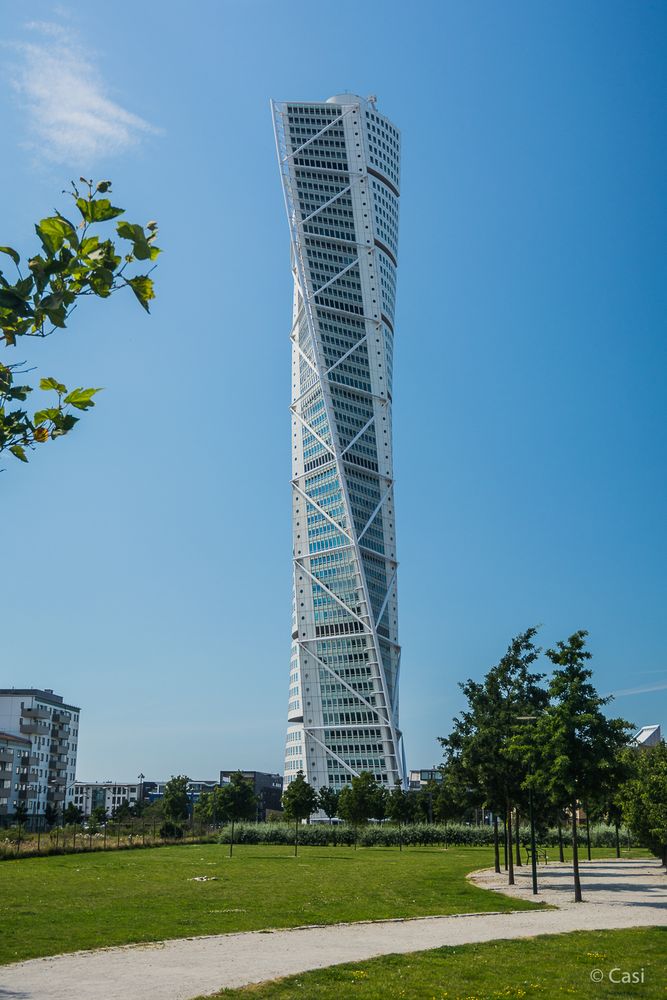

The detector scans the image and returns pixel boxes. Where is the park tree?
[338,771,383,847]
[619,741,667,867]
[44,802,59,830]
[209,785,229,826]
[111,799,132,822]
[282,771,319,856]
[372,784,389,823]
[432,765,467,845]
[526,631,632,902]
[318,785,340,824]
[440,627,547,881]
[219,772,257,857]
[162,775,190,825]
[90,805,108,829]
[14,801,28,828]
[63,802,82,825]
[194,791,212,826]
[387,783,413,850]
[1,178,159,466]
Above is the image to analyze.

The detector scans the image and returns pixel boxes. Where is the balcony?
[0,786,11,798]
[20,754,39,767]
[47,790,65,803]
[20,720,49,736]
[52,711,69,724]
[22,707,51,721]
[0,750,13,764]
[18,788,37,801]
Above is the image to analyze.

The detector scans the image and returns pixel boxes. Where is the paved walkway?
[1,858,665,1000]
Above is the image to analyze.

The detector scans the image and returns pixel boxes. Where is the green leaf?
[7,384,32,401]
[127,275,155,312]
[51,412,78,437]
[10,444,28,462]
[0,246,20,266]
[76,198,124,223]
[13,277,34,301]
[35,216,77,256]
[116,221,152,260]
[33,408,60,425]
[80,236,100,256]
[39,377,67,394]
[88,268,114,297]
[37,294,68,328]
[64,387,102,410]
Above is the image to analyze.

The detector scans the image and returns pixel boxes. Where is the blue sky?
[1,1,665,782]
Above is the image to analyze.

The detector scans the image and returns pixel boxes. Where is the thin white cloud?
[10,20,160,164]
[608,681,667,698]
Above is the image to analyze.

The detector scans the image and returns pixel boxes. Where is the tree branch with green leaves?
[0,178,159,464]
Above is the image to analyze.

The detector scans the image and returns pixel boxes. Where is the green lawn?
[203,928,667,999]
[0,844,543,964]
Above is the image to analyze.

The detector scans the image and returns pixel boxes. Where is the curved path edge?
[1,858,665,1000]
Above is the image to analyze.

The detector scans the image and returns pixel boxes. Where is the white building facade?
[0,688,80,823]
[272,94,406,790]
[73,782,143,818]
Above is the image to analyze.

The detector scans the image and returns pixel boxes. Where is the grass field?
[0,844,545,964]
[203,927,667,999]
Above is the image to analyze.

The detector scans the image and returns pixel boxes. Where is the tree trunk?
[615,821,620,859]
[557,821,564,863]
[585,805,592,861]
[503,816,507,870]
[506,801,515,885]
[229,818,234,858]
[515,809,522,866]
[398,820,402,852]
[493,815,501,874]
[571,801,582,902]
[661,845,666,869]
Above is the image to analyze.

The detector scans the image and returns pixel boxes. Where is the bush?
[159,821,184,840]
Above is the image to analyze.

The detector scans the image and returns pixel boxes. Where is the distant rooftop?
[0,688,80,711]
[633,724,661,747]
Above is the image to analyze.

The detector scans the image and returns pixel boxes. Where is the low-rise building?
[220,771,283,819]
[0,688,80,826]
[408,768,442,791]
[73,780,157,818]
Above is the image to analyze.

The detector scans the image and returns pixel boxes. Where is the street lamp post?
[528,783,538,895]
[516,716,539,895]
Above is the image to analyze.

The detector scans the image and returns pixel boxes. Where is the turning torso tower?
[271,94,405,793]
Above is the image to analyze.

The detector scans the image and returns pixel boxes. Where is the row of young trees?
[439,627,661,901]
[276,629,667,898]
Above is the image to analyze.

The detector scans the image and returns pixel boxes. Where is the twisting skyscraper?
[272,94,405,792]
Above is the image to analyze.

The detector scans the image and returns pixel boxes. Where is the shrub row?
[217,822,633,849]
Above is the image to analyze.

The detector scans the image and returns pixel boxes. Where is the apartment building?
[0,688,80,825]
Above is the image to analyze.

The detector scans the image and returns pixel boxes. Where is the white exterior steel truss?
[272,94,407,793]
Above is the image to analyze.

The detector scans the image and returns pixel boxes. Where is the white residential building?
[73,781,145,818]
[0,688,80,824]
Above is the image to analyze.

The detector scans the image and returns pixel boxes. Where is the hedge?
[217,822,633,849]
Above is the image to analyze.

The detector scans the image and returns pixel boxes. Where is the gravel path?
[1,857,665,999]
